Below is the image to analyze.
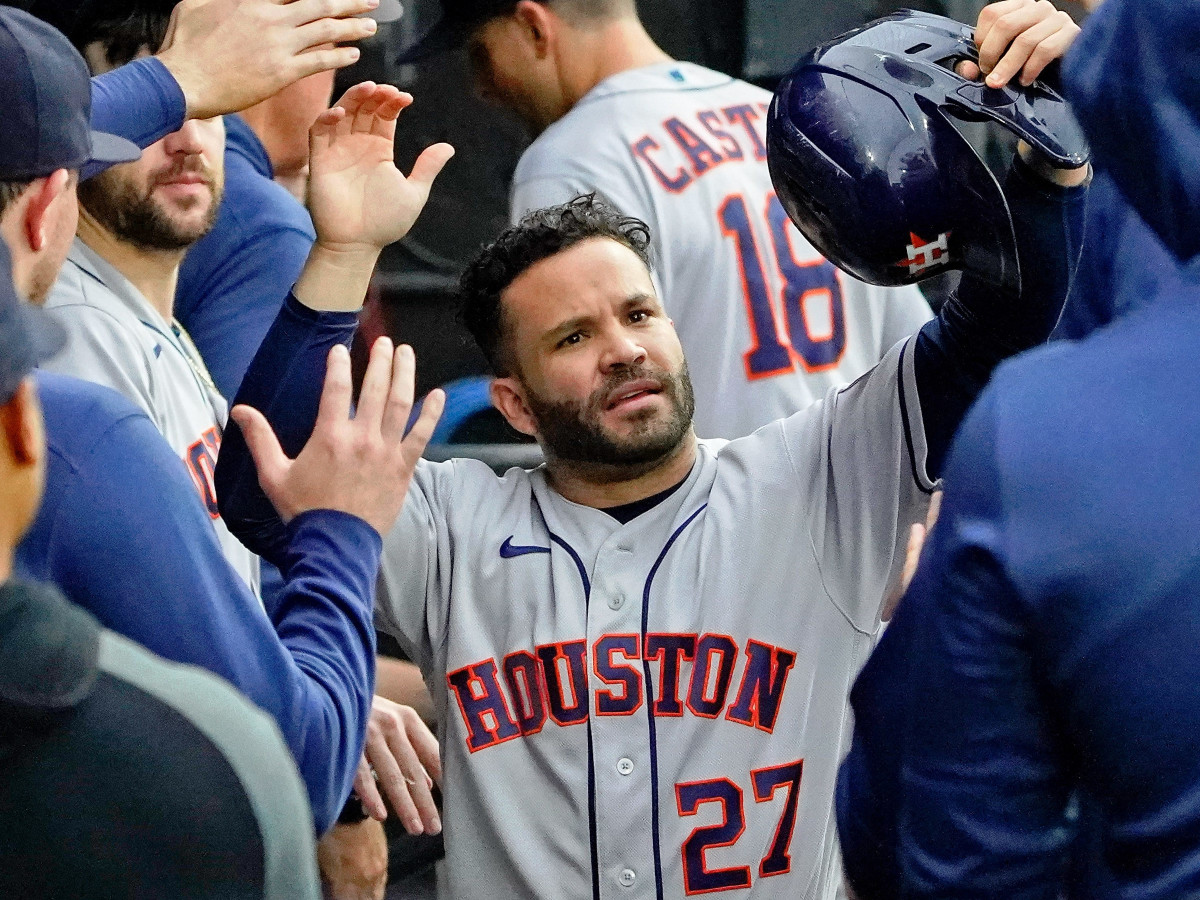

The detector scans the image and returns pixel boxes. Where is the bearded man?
[36,6,254,593]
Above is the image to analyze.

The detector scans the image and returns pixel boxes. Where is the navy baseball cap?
[395,0,539,63]
[0,7,140,181]
[0,238,65,402]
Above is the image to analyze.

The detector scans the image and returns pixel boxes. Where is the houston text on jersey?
[447,634,797,752]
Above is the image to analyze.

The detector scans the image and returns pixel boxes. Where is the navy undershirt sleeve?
[216,295,359,570]
[912,156,1088,478]
[87,57,185,177]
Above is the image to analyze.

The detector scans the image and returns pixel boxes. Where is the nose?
[600,328,647,372]
[161,119,207,157]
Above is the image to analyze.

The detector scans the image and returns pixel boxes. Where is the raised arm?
[87,0,382,168]
[217,83,453,562]
[911,0,1089,479]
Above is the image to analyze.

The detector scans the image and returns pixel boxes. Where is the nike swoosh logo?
[500,536,552,558]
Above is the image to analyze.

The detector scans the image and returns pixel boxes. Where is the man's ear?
[490,377,539,439]
[24,170,72,254]
[513,0,555,57]
[0,379,44,467]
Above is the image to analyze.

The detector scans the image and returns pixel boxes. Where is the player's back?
[512,62,932,438]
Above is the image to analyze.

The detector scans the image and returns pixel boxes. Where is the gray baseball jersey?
[511,62,933,440]
[41,239,260,596]
[377,337,933,900]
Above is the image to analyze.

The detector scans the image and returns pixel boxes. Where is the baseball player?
[221,36,1088,895]
[396,0,935,439]
[34,6,257,590]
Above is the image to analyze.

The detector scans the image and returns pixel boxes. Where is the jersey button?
[617,757,634,776]
[608,594,625,610]
[619,869,637,888]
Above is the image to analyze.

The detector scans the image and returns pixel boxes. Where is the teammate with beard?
[35,7,254,591]
[220,77,1088,895]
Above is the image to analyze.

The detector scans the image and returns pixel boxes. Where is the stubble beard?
[526,359,697,473]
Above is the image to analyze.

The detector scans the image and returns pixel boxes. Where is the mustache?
[589,365,669,408]
[152,159,216,187]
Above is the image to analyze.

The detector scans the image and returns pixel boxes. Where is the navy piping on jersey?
[548,530,600,900]
[897,343,934,495]
[640,504,709,900]
[549,533,592,599]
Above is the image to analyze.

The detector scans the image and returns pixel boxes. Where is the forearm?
[913,154,1089,478]
[216,295,359,564]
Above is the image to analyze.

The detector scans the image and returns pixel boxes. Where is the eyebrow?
[543,292,659,343]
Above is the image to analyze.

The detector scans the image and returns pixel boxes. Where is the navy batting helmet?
[767,10,1089,298]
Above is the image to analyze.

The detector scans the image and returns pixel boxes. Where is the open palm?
[308,82,455,253]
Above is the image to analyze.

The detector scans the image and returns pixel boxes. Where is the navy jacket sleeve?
[18,374,375,834]
[87,57,185,176]
[912,156,1088,477]
[216,295,359,569]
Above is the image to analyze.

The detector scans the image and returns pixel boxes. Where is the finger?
[370,92,412,139]
[954,59,982,82]
[408,712,443,786]
[352,86,401,135]
[365,728,425,834]
[379,722,441,834]
[1015,23,1078,86]
[977,1,1053,78]
[407,143,456,192]
[331,82,378,139]
[309,106,347,156]
[985,13,1068,88]
[356,337,396,428]
[282,0,379,26]
[287,44,362,81]
[290,13,377,53]
[229,405,289,494]
[353,755,388,822]
[381,344,416,444]
[973,0,1032,54]
[315,344,355,431]
[403,388,445,457]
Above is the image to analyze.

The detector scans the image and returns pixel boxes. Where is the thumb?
[408,142,455,191]
[229,404,290,496]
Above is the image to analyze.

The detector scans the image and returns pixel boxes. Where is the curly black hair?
[458,193,653,376]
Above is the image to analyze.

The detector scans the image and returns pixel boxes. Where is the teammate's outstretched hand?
[158,0,382,119]
[354,697,442,833]
[309,82,456,255]
[960,0,1080,89]
[230,338,444,536]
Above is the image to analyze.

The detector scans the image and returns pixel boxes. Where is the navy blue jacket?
[838,1,1200,896]
[177,114,316,400]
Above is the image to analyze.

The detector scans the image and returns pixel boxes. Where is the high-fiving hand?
[309,82,456,255]
[230,338,444,537]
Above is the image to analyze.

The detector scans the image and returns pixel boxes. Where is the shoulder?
[35,372,149,448]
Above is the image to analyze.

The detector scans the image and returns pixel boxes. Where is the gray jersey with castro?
[377,338,933,900]
[511,62,933,440]
[41,239,260,596]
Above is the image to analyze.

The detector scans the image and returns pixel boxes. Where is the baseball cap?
[395,0,539,64]
[0,238,66,403]
[0,7,140,181]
